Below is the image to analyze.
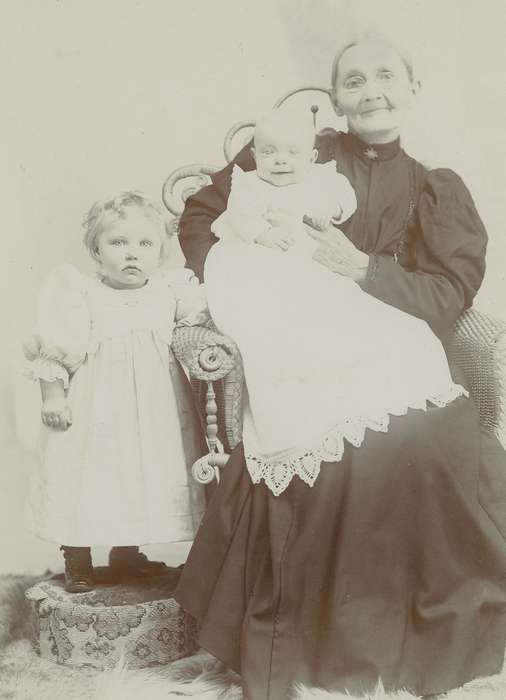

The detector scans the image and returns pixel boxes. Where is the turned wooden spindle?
[205,381,219,452]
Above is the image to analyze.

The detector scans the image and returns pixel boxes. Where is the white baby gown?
[205,167,467,497]
[24,264,207,546]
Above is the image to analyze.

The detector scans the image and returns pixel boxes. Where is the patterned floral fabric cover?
[25,569,198,670]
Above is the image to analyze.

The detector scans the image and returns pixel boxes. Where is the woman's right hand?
[41,398,72,430]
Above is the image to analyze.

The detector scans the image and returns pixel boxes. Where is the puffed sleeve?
[306,161,357,224]
[363,169,487,340]
[212,165,272,244]
[23,264,91,388]
[168,269,210,327]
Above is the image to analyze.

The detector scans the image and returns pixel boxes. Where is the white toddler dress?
[205,166,468,496]
[24,264,207,546]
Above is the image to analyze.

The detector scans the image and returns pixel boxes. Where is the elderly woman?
[175,36,506,699]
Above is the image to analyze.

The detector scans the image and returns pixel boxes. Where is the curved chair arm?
[162,164,221,220]
[172,324,239,382]
[172,325,244,484]
[449,308,506,447]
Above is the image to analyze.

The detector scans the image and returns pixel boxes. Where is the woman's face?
[333,40,416,144]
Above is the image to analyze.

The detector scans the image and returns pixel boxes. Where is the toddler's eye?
[343,75,365,90]
[140,239,154,247]
[110,239,125,246]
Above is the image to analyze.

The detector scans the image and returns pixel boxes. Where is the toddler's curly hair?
[82,191,173,260]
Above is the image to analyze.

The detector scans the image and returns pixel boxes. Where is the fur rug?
[0,575,505,699]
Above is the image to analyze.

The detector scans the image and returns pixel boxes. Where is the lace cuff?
[25,357,70,389]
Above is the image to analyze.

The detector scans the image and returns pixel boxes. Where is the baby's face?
[253,123,317,187]
[95,210,164,289]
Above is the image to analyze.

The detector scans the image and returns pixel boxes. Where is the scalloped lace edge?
[245,385,468,497]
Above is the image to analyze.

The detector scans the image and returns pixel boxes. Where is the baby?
[203,111,467,498]
[211,109,357,256]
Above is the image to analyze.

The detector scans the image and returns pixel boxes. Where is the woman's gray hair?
[82,191,172,261]
[330,32,415,90]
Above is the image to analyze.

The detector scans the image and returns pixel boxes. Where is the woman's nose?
[361,81,383,101]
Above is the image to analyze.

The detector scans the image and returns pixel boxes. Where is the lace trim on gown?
[245,383,468,496]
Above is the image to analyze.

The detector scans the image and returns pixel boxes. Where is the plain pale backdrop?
[1,0,505,575]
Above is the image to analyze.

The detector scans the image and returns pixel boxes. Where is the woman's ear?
[311,149,318,164]
[330,90,344,117]
[412,78,421,96]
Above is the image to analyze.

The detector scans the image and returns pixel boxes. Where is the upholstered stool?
[25,567,198,670]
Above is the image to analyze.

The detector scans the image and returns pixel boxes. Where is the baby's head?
[83,191,171,289]
[252,109,317,187]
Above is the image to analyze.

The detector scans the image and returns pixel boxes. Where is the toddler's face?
[95,210,164,289]
[253,123,317,187]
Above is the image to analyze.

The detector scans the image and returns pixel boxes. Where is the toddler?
[24,192,208,592]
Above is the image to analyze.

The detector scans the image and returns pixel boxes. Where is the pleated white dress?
[24,264,207,546]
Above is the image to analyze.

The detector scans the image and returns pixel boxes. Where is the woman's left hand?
[305,223,369,283]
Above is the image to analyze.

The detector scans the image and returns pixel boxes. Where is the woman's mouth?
[360,107,390,117]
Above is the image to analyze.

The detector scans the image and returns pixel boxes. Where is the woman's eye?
[344,76,365,90]
[379,71,395,81]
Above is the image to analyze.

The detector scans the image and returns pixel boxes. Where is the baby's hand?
[306,213,332,232]
[256,225,295,252]
[264,207,295,229]
[305,203,344,231]
[41,398,72,430]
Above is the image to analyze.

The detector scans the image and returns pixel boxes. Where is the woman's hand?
[41,397,72,430]
[305,223,369,282]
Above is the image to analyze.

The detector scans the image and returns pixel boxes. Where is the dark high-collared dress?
[174,131,506,699]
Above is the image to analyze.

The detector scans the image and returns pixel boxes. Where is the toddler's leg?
[108,546,167,577]
[60,545,93,593]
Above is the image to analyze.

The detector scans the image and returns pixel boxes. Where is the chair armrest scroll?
[172,325,244,457]
[172,325,239,382]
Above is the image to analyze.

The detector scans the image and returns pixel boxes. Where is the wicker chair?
[165,88,506,483]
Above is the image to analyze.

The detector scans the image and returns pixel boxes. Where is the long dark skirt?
[175,396,506,699]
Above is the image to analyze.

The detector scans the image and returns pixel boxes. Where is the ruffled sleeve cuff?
[22,332,82,387]
[24,357,70,389]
